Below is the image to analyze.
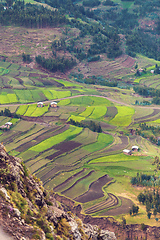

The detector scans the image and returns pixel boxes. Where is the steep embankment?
[0,143,116,240]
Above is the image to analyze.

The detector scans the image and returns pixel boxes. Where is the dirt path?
[2,94,160,110]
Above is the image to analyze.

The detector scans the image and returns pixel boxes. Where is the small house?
[5,122,12,129]
[37,102,44,107]
[50,101,57,108]
[138,68,143,73]
[132,146,139,151]
[123,149,132,155]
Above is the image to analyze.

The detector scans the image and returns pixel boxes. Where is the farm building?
[138,68,143,73]
[123,149,132,155]
[132,146,139,151]
[5,122,12,129]
[50,101,57,108]
[150,70,154,74]
[37,102,44,107]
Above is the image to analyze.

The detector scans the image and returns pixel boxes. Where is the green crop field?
[24,105,37,116]
[58,99,70,106]
[16,105,28,115]
[89,106,107,119]
[1,51,160,225]
[50,90,71,99]
[83,133,114,153]
[89,153,150,164]
[31,105,49,117]
[29,126,82,152]
[69,96,112,107]
[68,115,85,122]
[80,106,94,117]
[110,106,135,126]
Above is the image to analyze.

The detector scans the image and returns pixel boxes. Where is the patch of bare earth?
[74,175,113,203]
[102,196,133,216]
[85,193,119,215]
[47,141,82,160]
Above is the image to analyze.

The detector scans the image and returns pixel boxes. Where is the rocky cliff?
[0,143,116,240]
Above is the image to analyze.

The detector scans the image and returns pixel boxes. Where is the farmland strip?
[53,168,86,192]
[74,175,113,203]
[134,109,160,122]
[61,170,94,195]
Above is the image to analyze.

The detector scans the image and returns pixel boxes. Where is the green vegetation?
[16,105,28,115]
[83,133,113,152]
[89,106,107,119]
[31,105,49,117]
[89,153,149,164]
[30,126,82,152]
[110,106,135,126]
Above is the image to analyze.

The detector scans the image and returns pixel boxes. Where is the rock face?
[0,143,116,240]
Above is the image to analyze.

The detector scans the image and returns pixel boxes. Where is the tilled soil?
[74,175,113,203]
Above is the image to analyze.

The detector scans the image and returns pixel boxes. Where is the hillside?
[1,0,160,237]
[0,142,118,239]
[1,142,160,240]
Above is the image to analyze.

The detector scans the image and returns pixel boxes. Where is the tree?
[138,193,145,204]
[153,208,157,218]
[147,212,152,219]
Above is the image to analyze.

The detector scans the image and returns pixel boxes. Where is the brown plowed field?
[104,107,118,118]
[61,170,95,195]
[100,122,116,130]
[121,56,135,68]
[47,141,82,160]
[101,196,133,216]
[29,73,48,78]
[85,193,118,214]
[134,109,160,123]
[16,125,68,152]
[3,131,22,145]
[53,168,86,192]
[41,165,72,183]
[74,175,113,203]
[103,136,128,154]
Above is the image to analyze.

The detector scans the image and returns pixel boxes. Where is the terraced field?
[1,59,160,223]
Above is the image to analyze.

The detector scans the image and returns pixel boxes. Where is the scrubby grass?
[16,105,28,115]
[30,126,82,152]
[110,106,135,126]
[31,105,49,117]
[83,133,114,152]
[89,153,150,164]
[89,106,107,119]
